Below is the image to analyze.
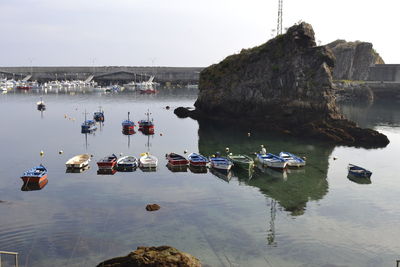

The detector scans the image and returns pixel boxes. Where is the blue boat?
[279,152,306,167]
[188,153,208,166]
[209,155,233,173]
[93,108,105,122]
[81,119,97,133]
[256,153,287,169]
[347,164,372,178]
[21,164,48,183]
[122,112,135,131]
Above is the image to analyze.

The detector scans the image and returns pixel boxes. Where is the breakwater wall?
[0,66,204,85]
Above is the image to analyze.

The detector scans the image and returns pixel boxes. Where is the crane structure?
[277,0,283,35]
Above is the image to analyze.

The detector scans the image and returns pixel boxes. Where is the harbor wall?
[368,64,400,82]
[0,66,204,84]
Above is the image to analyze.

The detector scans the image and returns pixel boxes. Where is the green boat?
[227,154,254,169]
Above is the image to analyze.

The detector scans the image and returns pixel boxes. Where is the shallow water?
[0,91,399,267]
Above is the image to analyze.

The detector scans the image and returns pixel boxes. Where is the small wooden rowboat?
[117,156,138,169]
[21,164,48,184]
[347,164,372,178]
[166,153,189,166]
[65,154,91,169]
[209,156,233,173]
[139,152,158,169]
[279,152,306,167]
[256,153,287,169]
[97,154,118,169]
[227,154,254,169]
[188,153,208,166]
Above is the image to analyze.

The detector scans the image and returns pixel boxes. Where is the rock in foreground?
[189,22,389,148]
[97,246,201,267]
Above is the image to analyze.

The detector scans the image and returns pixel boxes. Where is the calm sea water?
[0,90,399,267]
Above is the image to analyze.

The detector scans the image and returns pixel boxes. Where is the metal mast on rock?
[277,0,283,35]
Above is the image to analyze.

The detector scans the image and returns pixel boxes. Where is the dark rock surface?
[186,22,389,148]
[96,246,202,267]
[327,39,384,81]
[334,81,374,103]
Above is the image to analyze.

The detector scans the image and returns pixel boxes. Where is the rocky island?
[177,22,389,148]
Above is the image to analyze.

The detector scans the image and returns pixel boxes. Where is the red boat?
[122,111,135,131]
[166,153,189,166]
[20,165,48,183]
[16,85,33,90]
[138,110,154,134]
[97,154,117,169]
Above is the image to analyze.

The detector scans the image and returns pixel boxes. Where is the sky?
[0,0,399,67]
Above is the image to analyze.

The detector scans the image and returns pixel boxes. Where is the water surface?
[0,91,399,267]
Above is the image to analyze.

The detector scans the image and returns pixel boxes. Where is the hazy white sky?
[0,0,399,67]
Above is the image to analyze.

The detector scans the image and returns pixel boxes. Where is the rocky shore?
[176,22,389,148]
[96,246,201,267]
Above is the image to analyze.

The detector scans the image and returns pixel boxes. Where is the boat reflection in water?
[166,163,188,173]
[231,167,254,182]
[97,169,117,175]
[210,168,232,183]
[188,165,208,174]
[116,165,136,172]
[256,162,288,181]
[21,178,49,191]
[66,166,90,173]
[347,174,372,184]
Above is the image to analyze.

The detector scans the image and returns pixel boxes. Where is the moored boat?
[166,153,189,166]
[93,107,105,122]
[97,154,118,169]
[279,152,306,167]
[256,153,287,169]
[81,119,97,133]
[227,153,254,169]
[138,109,154,134]
[188,153,208,166]
[209,156,233,173]
[37,97,46,111]
[65,154,91,169]
[21,178,49,191]
[347,164,372,178]
[20,164,48,184]
[117,156,138,169]
[139,152,158,169]
[122,112,135,131]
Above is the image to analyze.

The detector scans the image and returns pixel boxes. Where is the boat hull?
[21,173,48,184]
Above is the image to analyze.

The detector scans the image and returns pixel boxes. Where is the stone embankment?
[177,22,389,148]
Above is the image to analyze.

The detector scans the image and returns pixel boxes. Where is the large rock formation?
[187,22,389,148]
[327,40,384,81]
[97,246,202,267]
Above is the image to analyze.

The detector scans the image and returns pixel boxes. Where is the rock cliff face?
[190,22,389,147]
[327,40,384,81]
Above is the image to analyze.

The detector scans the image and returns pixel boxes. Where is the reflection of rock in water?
[198,120,333,216]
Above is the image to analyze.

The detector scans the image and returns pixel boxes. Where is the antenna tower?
[277,0,283,35]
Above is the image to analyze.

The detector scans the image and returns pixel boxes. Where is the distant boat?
[209,156,233,173]
[347,164,372,178]
[117,156,138,169]
[279,152,306,167]
[97,154,118,170]
[227,153,254,170]
[138,109,154,134]
[65,154,91,169]
[37,97,46,111]
[20,164,48,184]
[188,153,208,166]
[81,119,97,133]
[256,153,287,169]
[139,152,158,169]
[122,111,135,131]
[166,153,189,166]
[93,107,105,122]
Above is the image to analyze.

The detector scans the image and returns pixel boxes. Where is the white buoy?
[225,147,229,152]
[247,132,251,137]
[59,150,63,155]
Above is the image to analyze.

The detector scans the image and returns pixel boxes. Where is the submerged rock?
[145,204,160,211]
[187,22,389,148]
[96,246,202,267]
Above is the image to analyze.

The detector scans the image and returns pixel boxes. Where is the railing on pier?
[0,251,19,267]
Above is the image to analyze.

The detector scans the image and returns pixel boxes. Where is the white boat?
[117,156,138,169]
[139,152,158,168]
[279,152,306,167]
[256,153,287,169]
[65,154,91,169]
[209,156,233,173]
